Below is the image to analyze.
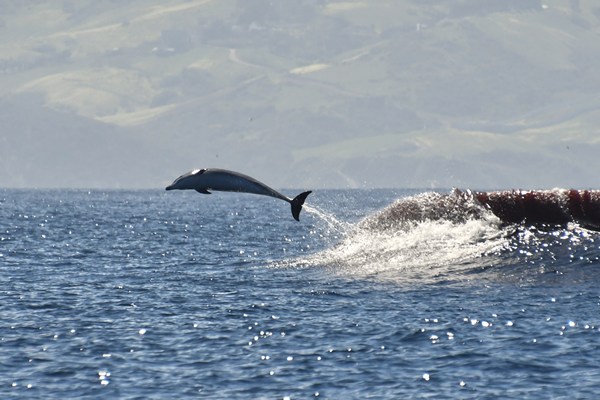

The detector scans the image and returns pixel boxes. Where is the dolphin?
[165,168,312,221]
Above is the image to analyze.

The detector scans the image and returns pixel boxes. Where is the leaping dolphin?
[165,168,312,221]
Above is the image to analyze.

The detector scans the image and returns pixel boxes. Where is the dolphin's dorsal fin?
[196,189,211,194]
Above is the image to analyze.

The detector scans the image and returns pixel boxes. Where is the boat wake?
[286,189,600,283]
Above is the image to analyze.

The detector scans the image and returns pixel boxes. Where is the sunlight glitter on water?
[3,189,600,398]
[98,370,110,386]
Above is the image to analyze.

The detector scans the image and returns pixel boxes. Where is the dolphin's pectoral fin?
[196,189,211,194]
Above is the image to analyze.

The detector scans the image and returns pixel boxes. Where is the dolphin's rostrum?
[166,168,312,221]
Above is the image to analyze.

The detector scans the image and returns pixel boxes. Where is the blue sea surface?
[1,189,600,399]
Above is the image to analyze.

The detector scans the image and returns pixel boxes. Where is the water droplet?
[423,373,430,381]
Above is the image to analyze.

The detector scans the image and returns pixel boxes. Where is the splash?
[314,218,508,282]
[285,189,600,284]
[302,204,353,236]
[360,189,488,231]
[287,190,510,282]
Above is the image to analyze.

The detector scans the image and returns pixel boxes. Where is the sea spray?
[279,190,509,282]
[302,204,354,236]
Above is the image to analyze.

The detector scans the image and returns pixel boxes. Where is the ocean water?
[1,188,600,399]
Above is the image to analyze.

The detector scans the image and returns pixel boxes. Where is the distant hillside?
[1,0,600,189]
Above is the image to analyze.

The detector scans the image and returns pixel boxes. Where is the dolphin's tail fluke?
[291,191,312,221]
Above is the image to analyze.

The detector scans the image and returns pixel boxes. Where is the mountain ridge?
[1,0,599,189]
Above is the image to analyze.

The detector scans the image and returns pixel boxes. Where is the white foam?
[317,217,508,282]
[284,201,509,283]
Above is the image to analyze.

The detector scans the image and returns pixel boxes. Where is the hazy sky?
[2,0,600,190]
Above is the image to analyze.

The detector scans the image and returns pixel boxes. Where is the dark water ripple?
[1,189,600,398]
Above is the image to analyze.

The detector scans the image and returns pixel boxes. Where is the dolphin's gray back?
[202,169,291,202]
[166,167,312,220]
